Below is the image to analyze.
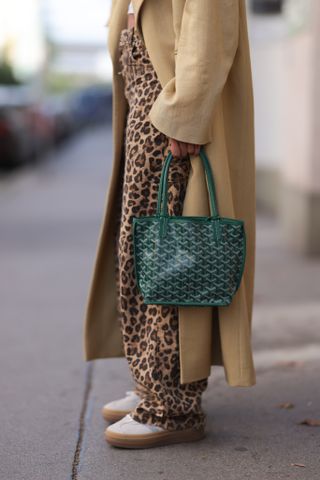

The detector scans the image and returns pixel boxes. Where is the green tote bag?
[132,147,246,307]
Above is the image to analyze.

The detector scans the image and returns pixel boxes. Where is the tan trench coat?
[83,0,256,387]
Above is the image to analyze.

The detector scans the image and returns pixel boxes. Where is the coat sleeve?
[148,0,240,145]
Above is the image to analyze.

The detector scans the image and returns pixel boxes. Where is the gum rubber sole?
[102,408,132,423]
[105,427,206,449]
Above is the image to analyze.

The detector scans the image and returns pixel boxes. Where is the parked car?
[0,86,55,168]
[41,94,76,145]
[24,104,55,158]
[0,106,34,167]
[0,83,112,169]
[69,85,112,130]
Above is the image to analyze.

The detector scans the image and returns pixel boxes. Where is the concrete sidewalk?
[0,126,319,479]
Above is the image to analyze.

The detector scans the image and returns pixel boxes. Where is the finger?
[194,144,201,155]
[171,140,181,158]
[176,142,182,158]
[179,142,188,158]
[169,139,175,156]
[187,143,195,156]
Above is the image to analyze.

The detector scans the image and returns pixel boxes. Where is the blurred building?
[0,0,112,87]
[42,0,112,84]
[248,0,320,255]
[0,0,46,81]
[49,42,111,82]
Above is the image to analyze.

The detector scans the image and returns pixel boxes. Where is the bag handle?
[156,146,219,218]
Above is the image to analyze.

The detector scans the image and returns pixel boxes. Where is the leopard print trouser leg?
[114,27,208,432]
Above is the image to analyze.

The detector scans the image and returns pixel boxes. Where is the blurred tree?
[0,60,21,85]
[0,42,21,85]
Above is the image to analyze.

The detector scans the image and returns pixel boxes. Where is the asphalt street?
[0,125,319,480]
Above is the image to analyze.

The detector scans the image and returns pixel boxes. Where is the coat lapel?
[132,0,146,38]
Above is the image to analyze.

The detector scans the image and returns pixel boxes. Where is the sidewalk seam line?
[71,361,94,480]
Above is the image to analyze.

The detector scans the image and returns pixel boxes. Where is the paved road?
[0,126,319,480]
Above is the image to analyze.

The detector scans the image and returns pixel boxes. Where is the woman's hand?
[169,138,201,159]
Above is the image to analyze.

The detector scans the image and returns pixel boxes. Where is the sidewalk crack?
[71,361,94,480]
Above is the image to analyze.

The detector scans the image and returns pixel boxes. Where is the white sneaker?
[101,390,141,422]
[107,413,165,434]
[105,413,206,449]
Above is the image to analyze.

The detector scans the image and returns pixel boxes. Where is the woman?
[84,0,256,449]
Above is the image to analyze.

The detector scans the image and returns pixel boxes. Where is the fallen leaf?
[276,402,295,409]
[299,418,320,427]
[291,463,306,468]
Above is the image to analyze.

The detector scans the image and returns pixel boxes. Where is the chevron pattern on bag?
[133,216,246,306]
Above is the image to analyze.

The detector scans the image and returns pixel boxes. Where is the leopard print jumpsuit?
[115,26,208,432]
